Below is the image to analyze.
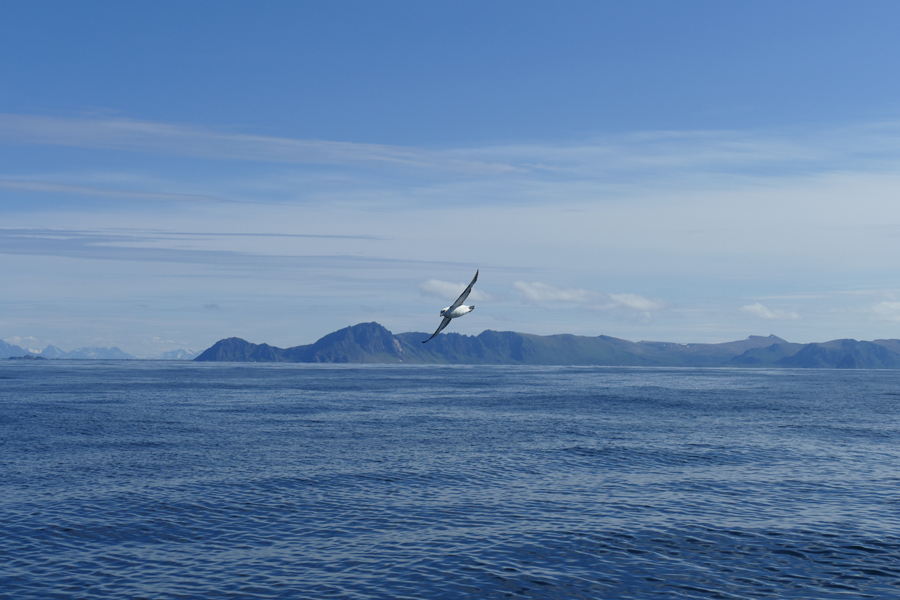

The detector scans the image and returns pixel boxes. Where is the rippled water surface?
[2,363,900,599]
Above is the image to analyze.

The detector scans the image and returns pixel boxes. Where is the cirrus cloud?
[869,301,900,322]
[607,293,665,312]
[741,303,800,320]
[418,279,492,303]
[512,281,600,304]
[513,281,664,316]
[0,113,518,175]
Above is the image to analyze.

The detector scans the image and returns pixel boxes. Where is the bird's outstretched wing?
[448,269,479,311]
[423,317,451,343]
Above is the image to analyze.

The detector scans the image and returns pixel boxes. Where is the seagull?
[423,270,479,343]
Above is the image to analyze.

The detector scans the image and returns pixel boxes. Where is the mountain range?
[194,322,900,369]
[0,342,196,360]
[39,345,137,360]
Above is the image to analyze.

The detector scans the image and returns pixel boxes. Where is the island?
[194,322,900,368]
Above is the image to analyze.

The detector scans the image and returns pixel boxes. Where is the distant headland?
[193,322,900,369]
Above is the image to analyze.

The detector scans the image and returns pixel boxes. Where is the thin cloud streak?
[513,281,664,316]
[741,303,800,320]
[419,279,492,303]
[457,121,900,179]
[0,114,519,174]
[870,301,900,323]
[607,293,665,312]
[513,281,600,304]
[149,230,386,241]
[0,180,250,205]
[0,227,384,242]
[0,228,453,271]
[6,114,900,190]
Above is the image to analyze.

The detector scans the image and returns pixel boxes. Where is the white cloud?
[419,279,492,303]
[741,303,800,320]
[870,301,900,322]
[607,293,665,312]
[3,335,47,352]
[4,335,41,347]
[513,282,664,317]
[513,281,601,303]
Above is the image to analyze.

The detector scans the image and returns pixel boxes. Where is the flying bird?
[423,270,479,343]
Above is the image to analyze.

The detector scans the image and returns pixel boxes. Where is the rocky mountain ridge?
[194,322,900,368]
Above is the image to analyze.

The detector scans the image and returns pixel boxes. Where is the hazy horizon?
[4,321,895,361]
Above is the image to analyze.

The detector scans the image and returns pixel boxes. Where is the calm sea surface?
[2,363,900,599]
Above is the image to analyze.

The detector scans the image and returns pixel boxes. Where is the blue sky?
[3,1,900,356]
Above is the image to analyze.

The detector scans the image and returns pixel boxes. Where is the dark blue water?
[2,363,900,599]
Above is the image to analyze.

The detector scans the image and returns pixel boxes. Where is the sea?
[2,362,900,599]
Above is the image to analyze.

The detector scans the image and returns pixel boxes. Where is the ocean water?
[2,363,900,599]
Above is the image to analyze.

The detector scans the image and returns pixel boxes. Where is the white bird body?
[441,305,474,319]
[423,270,479,343]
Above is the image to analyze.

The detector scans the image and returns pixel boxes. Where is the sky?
[3,1,900,356]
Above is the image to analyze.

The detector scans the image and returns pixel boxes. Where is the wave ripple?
[2,363,900,598]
